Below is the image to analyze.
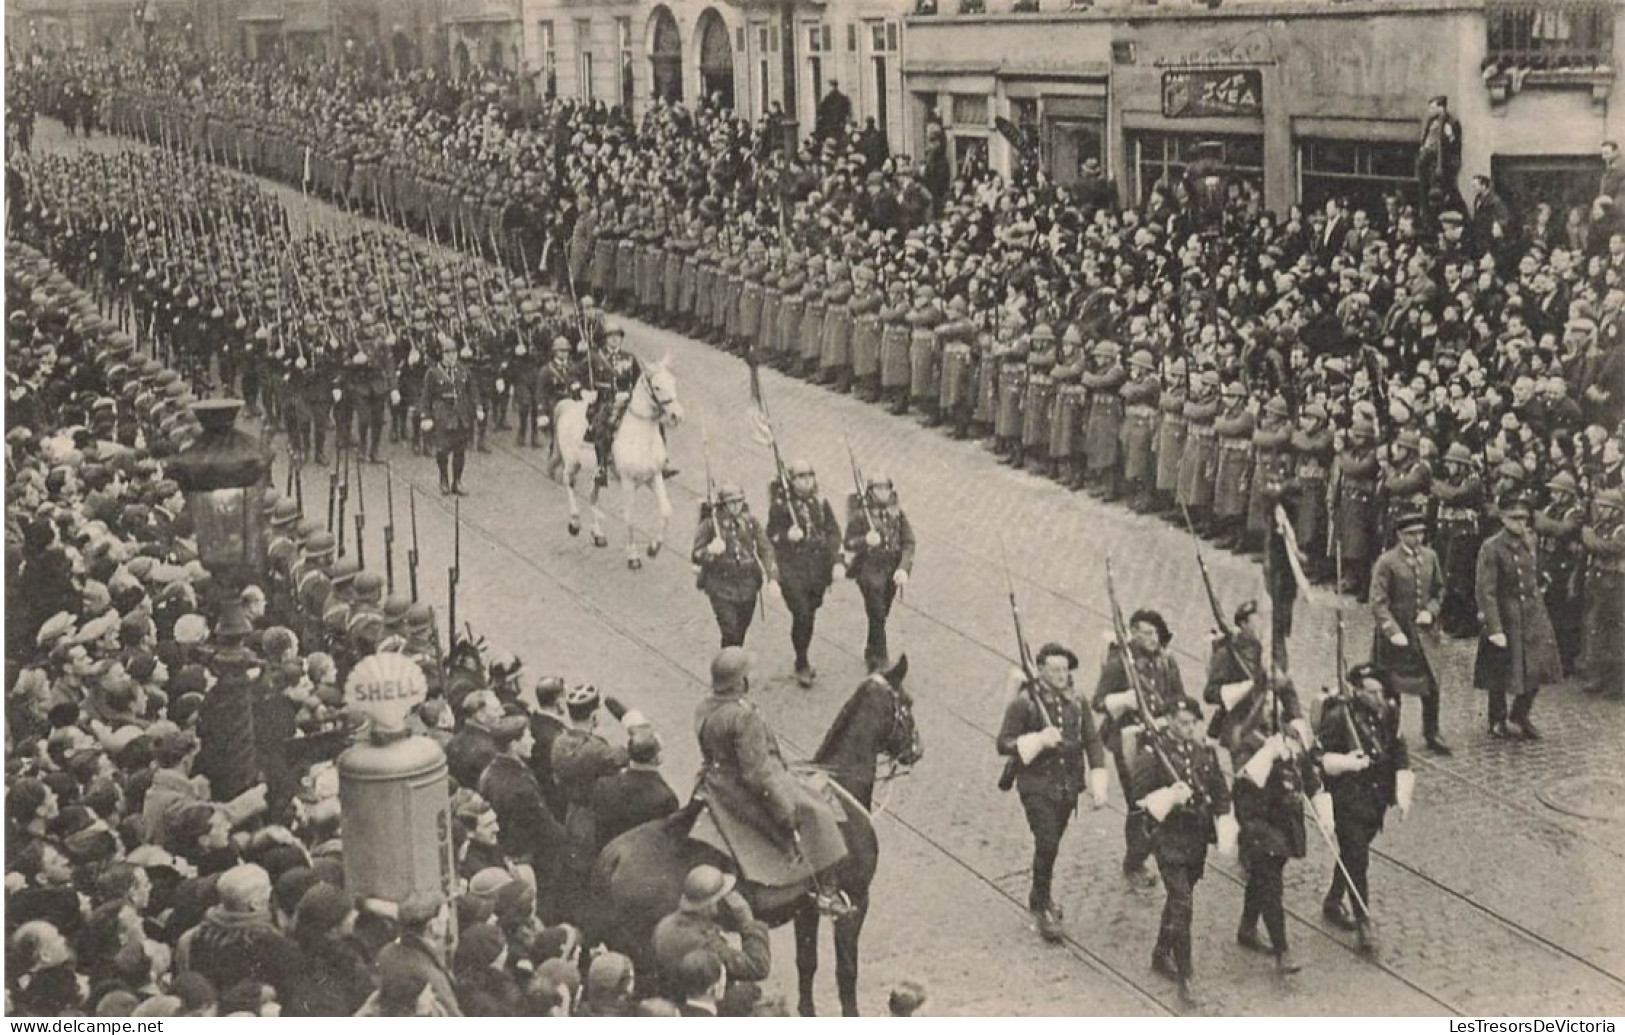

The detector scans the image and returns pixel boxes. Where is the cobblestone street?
[36,121,1625,1016]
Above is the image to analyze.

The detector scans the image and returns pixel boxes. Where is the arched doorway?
[695,9,734,113]
[451,39,469,79]
[649,6,682,104]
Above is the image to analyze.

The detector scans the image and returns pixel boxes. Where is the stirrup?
[814,888,854,919]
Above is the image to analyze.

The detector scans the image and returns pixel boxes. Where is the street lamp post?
[166,399,271,596]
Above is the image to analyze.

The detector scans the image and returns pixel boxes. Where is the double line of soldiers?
[10,144,635,482]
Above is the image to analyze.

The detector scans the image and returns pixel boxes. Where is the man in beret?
[995,641,1109,942]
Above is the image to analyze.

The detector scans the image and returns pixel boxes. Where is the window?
[1129,131,1263,206]
[576,19,593,102]
[1298,137,1417,215]
[950,93,988,126]
[1486,0,1615,71]
[758,25,771,52]
[761,58,772,114]
[847,23,858,51]
[807,24,824,52]
[537,20,556,99]
[616,17,633,109]
[887,22,899,50]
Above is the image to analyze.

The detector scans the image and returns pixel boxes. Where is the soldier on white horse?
[554,342,684,569]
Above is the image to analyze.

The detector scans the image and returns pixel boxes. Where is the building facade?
[903,0,1621,218]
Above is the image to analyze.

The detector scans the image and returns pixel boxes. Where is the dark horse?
[588,656,921,1016]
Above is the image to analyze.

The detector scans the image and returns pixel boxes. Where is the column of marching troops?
[13,70,1625,1011]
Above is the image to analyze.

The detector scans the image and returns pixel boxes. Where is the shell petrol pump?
[339,652,455,905]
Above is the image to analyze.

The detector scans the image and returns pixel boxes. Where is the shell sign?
[344,652,428,733]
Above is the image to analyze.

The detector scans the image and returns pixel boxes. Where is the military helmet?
[715,481,745,504]
[711,647,750,692]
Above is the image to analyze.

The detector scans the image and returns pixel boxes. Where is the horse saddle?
[689,767,856,890]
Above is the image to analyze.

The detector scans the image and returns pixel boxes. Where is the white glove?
[1088,767,1110,808]
[1219,679,1252,711]
[476,407,486,422]
[1215,812,1240,857]
[1415,610,1433,628]
[1395,769,1415,818]
[538,416,550,429]
[390,389,401,405]
[515,344,528,357]
[1488,632,1508,648]
[787,526,805,543]
[331,388,343,403]
[1014,731,1048,765]
[1141,784,1185,822]
[1388,631,1409,648]
[893,569,909,587]
[1322,751,1370,775]
[705,537,726,557]
[496,378,506,394]
[615,391,630,404]
[1103,691,1137,719]
[1310,791,1336,836]
[1240,738,1280,787]
[864,530,881,547]
[421,418,435,432]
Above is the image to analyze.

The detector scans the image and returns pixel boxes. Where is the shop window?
[1298,137,1418,216]
[951,93,988,126]
[1129,131,1262,205]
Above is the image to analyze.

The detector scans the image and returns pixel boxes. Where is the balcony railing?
[1486,0,1615,72]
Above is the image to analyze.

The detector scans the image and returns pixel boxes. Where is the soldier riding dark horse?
[588,651,920,1016]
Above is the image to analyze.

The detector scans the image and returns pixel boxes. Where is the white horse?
[554,356,684,569]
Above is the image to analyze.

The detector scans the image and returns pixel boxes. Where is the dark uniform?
[765,468,842,685]
[1431,445,1486,637]
[1092,615,1188,879]
[995,645,1107,939]
[418,344,481,495]
[1315,668,1412,940]
[1232,727,1325,971]
[1579,490,1625,699]
[691,487,778,648]
[1533,476,1585,674]
[1129,707,1232,999]
[843,477,916,671]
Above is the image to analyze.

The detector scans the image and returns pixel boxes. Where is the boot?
[1322,897,1357,931]
[1236,924,1271,954]
[1275,949,1302,975]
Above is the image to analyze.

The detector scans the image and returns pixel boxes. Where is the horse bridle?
[630,362,677,423]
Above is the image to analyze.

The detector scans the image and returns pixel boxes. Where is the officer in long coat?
[1331,418,1381,599]
[1153,357,1190,514]
[995,643,1109,942]
[1080,340,1127,496]
[1369,509,1451,754]
[765,460,842,687]
[1119,348,1161,510]
[1475,495,1563,740]
[844,472,916,672]
[692,483,780,649]
[1211,380,1255,549]
[1176,370,1221,531]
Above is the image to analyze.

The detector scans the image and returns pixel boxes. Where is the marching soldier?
[345,320,399,464]
[843,472,916,672]
[418,335,483,496]
[1476,494,1563,739]
[692,483,781,649]
[509,312,544,449]
[1369,509,1451,754]
[1534,471,1586,675]
[1431,443,1485,637]
[1580,489,1625,700]
[1232,715,1329,977]
[765,460,843,687]
[1202,601,1301,755]
[995,642,1110,943]
[1315,663,1415,953]
[1131,697,1234,1007]
[1093,608,1187,887]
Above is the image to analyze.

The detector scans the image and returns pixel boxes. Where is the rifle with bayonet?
[384,464,397,596]
[996,534,1053,791]
[448,496,461,650]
